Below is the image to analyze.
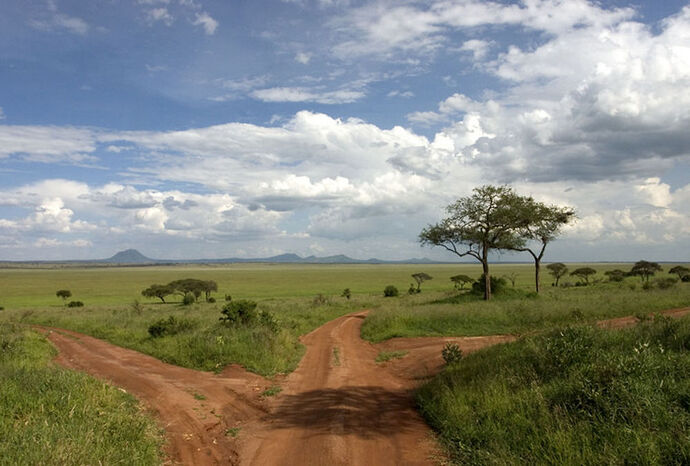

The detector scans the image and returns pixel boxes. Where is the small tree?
[604,269,627,282]
[450,274,474,290]
[219,300,258,325]
[546,263,568,286]
[56,289,72,302]
[503,272,518,287]
[669,265,690,280]
[341,288,351,300]
[630,260,662,283]
[383,285,399,297]
[141,284,174,303]
[411,272,432,293]
[510,199,575,293]
[570,267,597,285]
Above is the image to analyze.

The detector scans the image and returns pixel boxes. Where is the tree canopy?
[420,185,526,300]
[546,263,568,286]
[630,261,662,282]
[570,267,597,284]
[411,272,433,292]
[669,266,690,280]
[450,274,474,290]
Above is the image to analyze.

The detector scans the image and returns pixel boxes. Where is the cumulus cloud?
[29,1,90,36]
[146,7,174,26]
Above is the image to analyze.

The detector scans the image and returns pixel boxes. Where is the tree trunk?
[535,260,541,293]
[482,246,491,300]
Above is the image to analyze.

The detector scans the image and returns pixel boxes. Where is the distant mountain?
[103,249,158,264]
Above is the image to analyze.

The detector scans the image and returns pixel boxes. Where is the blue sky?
[1,0,689,261]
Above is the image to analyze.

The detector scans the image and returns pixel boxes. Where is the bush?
[224,294,233,302]
[148,315,196,338]
[182,293,195,305]
[654,277,678,290]
[67,301,84,308]
[682,275,690,283]
[471,274,508,296]
[219,300,258,325]
[208,297,216,303]
[383,285,399,297]
[0,306,4,311]
[442,342,462,365]
[341,288,351,300]
[259,310,279,333]
[312,294,329,306]
[408,284,417,295]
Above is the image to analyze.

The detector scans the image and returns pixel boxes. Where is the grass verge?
[417,315,690,464]
[0,322,163,465]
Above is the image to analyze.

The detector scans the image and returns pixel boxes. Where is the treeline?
[141,278,218,304]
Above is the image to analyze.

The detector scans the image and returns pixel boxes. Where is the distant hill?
[103,249,158,264]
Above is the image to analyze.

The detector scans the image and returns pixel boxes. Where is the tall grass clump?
[0,323,162,464]
[417,316,690,465]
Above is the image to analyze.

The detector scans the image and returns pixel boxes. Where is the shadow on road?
[267,385,421,438]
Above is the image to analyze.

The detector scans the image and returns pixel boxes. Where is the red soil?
[40,306,689,465]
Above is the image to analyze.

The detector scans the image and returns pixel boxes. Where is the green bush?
[259,310,279,333]
[383,285,399,297]
[182,293,195,305]
[208,297,216,303]
[341,288,351,300]
[442,342,462,365]
[655,277,678,289]
[471,274,508,296]
[67,301,84,308]
[219,300,258,325]
[147,315,196,338]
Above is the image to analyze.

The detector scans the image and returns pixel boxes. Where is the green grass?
[261,385,282,397]
[416,315,690,464]
[0,322,163,465]
[362,280,690,342]
[375,350,408,363]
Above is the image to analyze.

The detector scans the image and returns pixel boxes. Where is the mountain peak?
[105,249,154,263]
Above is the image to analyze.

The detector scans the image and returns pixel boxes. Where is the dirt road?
[41,307,689,465]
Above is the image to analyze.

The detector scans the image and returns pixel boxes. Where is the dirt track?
[41,307,689,465]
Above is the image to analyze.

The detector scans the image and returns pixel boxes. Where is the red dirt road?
[41,307,690,465]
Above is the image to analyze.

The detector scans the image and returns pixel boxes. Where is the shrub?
[654,277,678,290]
[56,289,72,301]
[442,343,463,365]
[471,274,508,296]
[0,306,4,311]
[408,284,417,295]
[208,297,216,303]
[312,294,329,306]
[182,293,195,305]
[682,275,690,282]
[67,301,84,308]
[259,310,279,333]
[341,288,351,300]
[148,315,195,338]
[383,285,399,297]
[219,300,258,325]
[224,294,233,302]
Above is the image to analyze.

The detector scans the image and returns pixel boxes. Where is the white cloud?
[250,87,365,104]
[193,11,218,35]
[0,126,98,162]
[29,12,89,35]
[459,39,492,60]
[146,7,174,26]
[295,52,312,64]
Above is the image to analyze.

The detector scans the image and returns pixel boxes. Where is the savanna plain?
[1,262,689,465]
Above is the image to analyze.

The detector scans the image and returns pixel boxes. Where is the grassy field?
[417,315,690,464]
[0,322,163,465]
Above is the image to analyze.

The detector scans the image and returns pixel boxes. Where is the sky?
[1,0,689,262]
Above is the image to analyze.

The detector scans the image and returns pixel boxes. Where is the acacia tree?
[411,272,432,293]
[630,260,662,282]
[570,267,597,285]
[141,284,174,303]
[419,185,525,300]
[511,200,575,293]
[669,265,690,280]
[450,274,474,290]
[56,289,72,302]
[546,263,568,286]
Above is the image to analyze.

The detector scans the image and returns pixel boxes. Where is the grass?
[362,280,690,342]
[225,427,241,438]
[375,350,408,363]
[0,322,163,465]
[416,315,690,464]
[261,385,282,397]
